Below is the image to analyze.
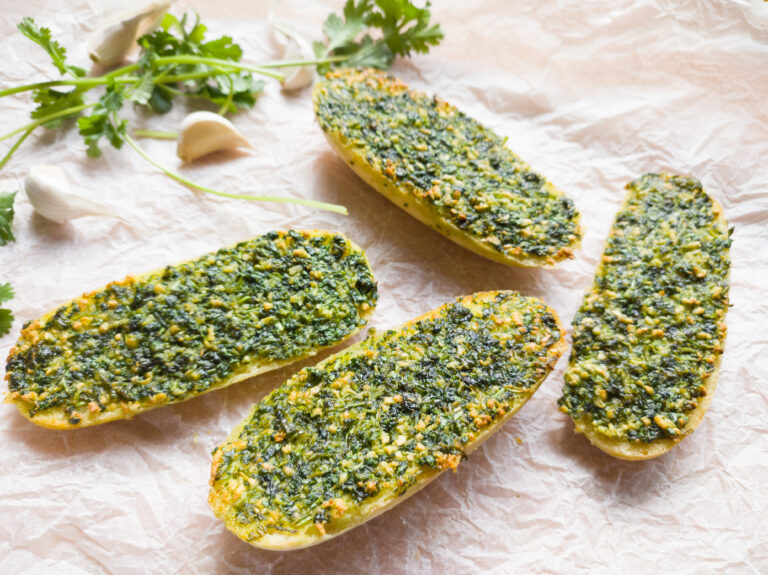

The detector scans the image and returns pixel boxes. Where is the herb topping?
[6,231,377,425]
[314,68,580,263]
[210,292,564,542]
[558,174,731,442]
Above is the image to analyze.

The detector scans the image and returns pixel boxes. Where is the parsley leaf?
[201,36,244,61]
[17,17,86,78]
[324,1,369,54]
[128,71,155,106]
[0,282,14,337]
[317,0,444,72]
[369,0,444,57]
[0,283,13,302]
[31,88,86,129]
[136,13,263,114]
[0,192,16,246]
[342,35,392,70]
[77,84,127,157]
[16,18,88,131]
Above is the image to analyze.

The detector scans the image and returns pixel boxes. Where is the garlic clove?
[25,165,119,224]
[272,23,316,91]
[88,1,173,67]
[176,111,253,163]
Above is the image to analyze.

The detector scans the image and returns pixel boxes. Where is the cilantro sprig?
[17,17,87,79]
[315,0,443,71]
[0,282,14,337]
[0,3,443,214]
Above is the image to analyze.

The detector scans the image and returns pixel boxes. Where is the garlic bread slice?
[313,68,581,267]
[558,174,731,460]
[209,291,566,549]
[5,231,377,429]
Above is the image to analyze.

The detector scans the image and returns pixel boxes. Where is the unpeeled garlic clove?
[25,165,119,224]
[273,23,316,91]
[88,1,173,67]
[176,111,253,162]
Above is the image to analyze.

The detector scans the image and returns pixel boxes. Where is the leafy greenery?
[0,282,14,337]
[315,0,444,71]
[77,83,128,157]
[17,17,86,78]
[0,4,443,213]
[0,192,16,246]
[137,13,265,115]
[74,14,268,158]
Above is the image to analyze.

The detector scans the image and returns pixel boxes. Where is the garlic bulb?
[25,165,120,224]
[272,23,316,91]
[176,111,253,162]
[88,1,173,67]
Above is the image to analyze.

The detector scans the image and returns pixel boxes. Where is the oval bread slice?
[313,68,581,268]
[558,174,731,460]
[5,230,378,429]
[209,291,566,549]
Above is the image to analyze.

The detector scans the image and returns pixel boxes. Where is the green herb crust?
[313,68,581,267]
[5,231,377,429]
[209,291,566,549]
[558,174,730,459]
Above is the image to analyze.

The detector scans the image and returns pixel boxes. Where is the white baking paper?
[1,0,767,573]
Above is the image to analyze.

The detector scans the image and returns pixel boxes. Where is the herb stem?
[0,77,139,98]
[0,127,34,170]
[257,55,350,69]
[219,75,235,115]
[0,102,96,143]
[0,54,349,102]
[132,129,179,140]
[103,63,140,79]
[0,57,287,100]
[123,133,348,215]
[156,69,231,83]
[152,56,285,81]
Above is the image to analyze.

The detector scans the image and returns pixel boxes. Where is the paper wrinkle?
[1,0,767,573]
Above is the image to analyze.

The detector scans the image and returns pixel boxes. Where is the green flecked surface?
[7,231,377,425]
[558,174,731,443]
[313,68,580,263]
[211,292,564,541]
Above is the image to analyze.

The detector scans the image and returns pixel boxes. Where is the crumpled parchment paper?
[1,0,767,573]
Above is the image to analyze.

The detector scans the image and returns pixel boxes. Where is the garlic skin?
[88,1,173,67]
[25,165,119,224]
[272,23,316,91]
[176,111,253,162]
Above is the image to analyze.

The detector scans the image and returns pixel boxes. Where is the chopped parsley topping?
[210,291,564,542]
[313,68,580,263]
[558,174,731,443]
[6,231,377,425]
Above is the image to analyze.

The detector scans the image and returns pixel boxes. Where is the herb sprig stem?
[0,56,353,101]
[0,128,35,170]
[123,130,348,215]
[0,103,97,143]
[132,129,179,140]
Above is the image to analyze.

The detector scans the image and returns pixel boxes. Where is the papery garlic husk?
[176,111,253,162]
[25,165,120,224]
[272,23,316,91]
[88,1,173,66]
